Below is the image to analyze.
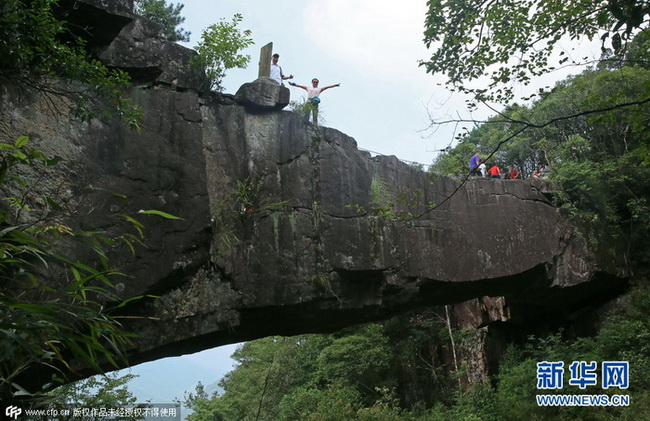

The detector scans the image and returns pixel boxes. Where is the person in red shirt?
[489,164,501,179]
[508,166,520,179]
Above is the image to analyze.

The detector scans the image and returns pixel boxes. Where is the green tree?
[182,296,650,420]
[422,0,650,104]
[184,321,448,420]
[192,13,254,93]
[430,104,543,178]
[425,62,650,419]
[430,141,480,178]
[622,29,650,68]
[184,382,227,421]
[316,324,393,402]
[488,286,650,421]
[48,372,139,420]
[216,335,330,420]
[430,63,650,226]
[134,0,190,42]
[278,385,361,421]
[525,66,650,263]
[183,336,330,420]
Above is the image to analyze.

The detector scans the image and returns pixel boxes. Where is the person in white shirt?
[289,78,340,125]
[270,53,293,85]
[478,160,487,177]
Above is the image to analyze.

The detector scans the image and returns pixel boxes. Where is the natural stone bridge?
[0,0,627,380]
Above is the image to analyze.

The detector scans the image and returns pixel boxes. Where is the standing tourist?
[290,78,340,126]
[270,53,293,85]
[469,152,481,176]
[489,164,501,179]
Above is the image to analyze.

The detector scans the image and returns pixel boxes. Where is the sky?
[114,344,238,412]
[174,0,603,167]
[177,0,476,167]
[118,0,604,410]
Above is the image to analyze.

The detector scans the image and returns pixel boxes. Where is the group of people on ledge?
[270,53,340,126]
[469,152,551,180]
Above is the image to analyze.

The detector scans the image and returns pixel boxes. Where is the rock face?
[98,15,206,90]
[0,0,628,381]
[55,0,134,50]
[235,77,291,110]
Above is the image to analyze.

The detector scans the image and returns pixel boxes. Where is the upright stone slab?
[258,42,273,78]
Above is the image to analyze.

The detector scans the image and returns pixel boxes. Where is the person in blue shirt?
[469,152,481,176]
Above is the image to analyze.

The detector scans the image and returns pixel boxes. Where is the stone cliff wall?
[0,0,628,382]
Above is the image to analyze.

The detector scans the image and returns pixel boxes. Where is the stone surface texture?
[235,77,291,110]
[0,0,628,380]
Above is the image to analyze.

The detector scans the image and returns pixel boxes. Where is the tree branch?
[417,95,650,219]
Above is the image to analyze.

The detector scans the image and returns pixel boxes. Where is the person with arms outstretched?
[289,78,340,126]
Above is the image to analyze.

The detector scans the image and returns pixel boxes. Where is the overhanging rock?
[124,100,627,364]
[0,79,628,373]
[55,0,134,50]
[98,16,206,90]
[0,0,629,377]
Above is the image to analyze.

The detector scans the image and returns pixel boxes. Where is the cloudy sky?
[177,0,479,167]
[175,0,603,166]
[122,0,603,406]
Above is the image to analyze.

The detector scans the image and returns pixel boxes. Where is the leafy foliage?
[277,384,361,421]
[431,62,650,257]
[47,372,139,420]
[183,310,464,420]
[426,38,650,419]
[0,138,158,402]
[184,287,650,420]
[315,324,393,398]
[481,285,650,421]
[288,99,323,125]
[192,14,254,93]
[184,382,227,421]
[422,0,650,104]
[134,0,190,42]
[430,104,544,178]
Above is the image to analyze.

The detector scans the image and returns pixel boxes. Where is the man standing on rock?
[270,53,293,85]
[289,78,340,126]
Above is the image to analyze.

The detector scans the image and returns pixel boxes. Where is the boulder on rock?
[235,77,290,111]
